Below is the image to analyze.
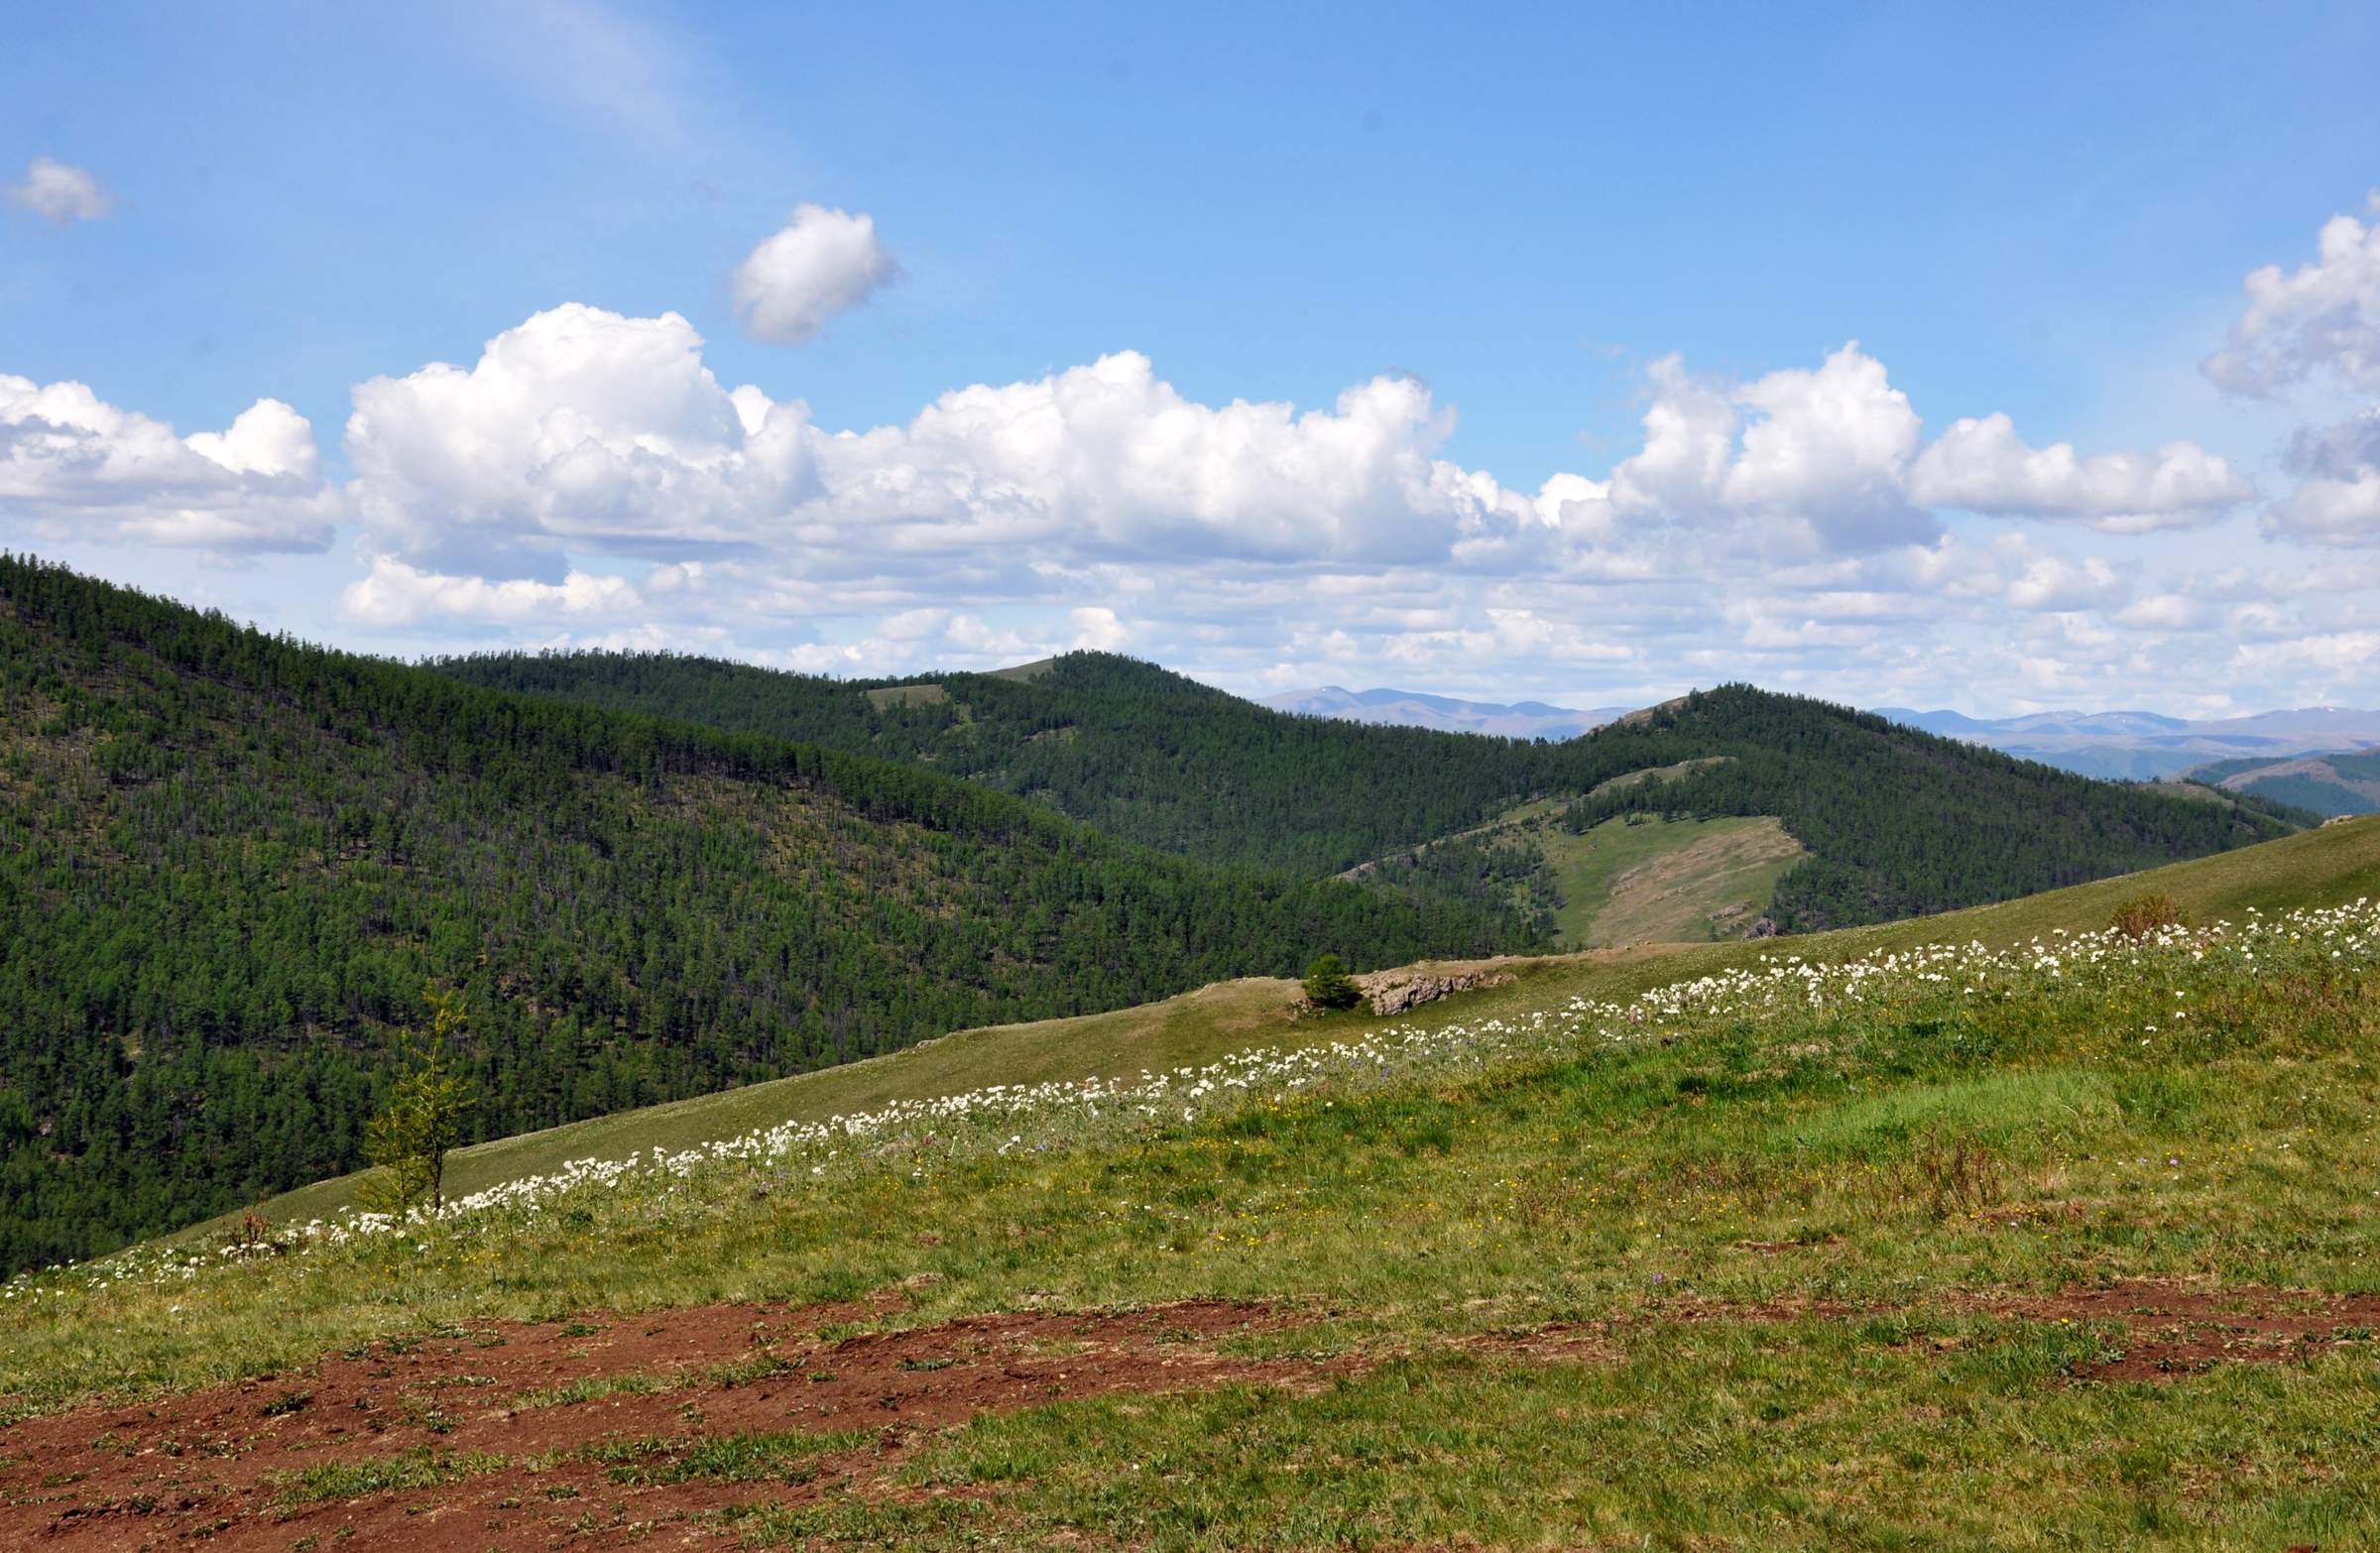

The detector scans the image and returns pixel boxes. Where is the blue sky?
[5,1,2378,713]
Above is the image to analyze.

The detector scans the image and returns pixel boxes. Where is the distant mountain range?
[1261,686,1629,741]
[1870,705,2380,785]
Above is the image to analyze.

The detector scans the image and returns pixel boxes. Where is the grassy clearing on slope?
[1585,754,1733,796]
[1344,791,1800,947]
[11,862,2380,1546]
[1545,812,1806,946]
[860,683,948,708]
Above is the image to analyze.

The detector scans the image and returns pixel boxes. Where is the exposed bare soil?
[1978,1278,2380,1381]
[0,1296,1327,1551]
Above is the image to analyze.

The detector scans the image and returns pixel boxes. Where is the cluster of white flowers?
[7,898,2373,1310]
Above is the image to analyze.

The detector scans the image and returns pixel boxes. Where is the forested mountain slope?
[441,651,2306,937]
[1549,687,2306,929]
[0,557,1517,1274]
[437,650,1569,877]
[2187,749,2380,818]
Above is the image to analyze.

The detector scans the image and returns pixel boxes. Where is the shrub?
[1302,953,1362,1011]
[2108,894,2188,940]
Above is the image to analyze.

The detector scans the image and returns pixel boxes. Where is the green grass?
[1540,812,1805,946]
[12,821,2380,1545]
[835,1352,2380,1551]
[197,817,2380,1239]
[272,1447,511,1504]
[860,683,949,708]
[1585,753,1733,796]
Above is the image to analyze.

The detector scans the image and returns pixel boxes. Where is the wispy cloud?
[4,158,113,227]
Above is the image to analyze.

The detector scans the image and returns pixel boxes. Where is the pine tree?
[356,985,477,1217]
[1303,953,1360,1011]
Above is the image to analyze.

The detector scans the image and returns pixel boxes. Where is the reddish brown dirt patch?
[1979,1278,2380,1381]
[0,1297,1326,1551]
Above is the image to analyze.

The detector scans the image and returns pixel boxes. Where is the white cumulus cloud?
[310,306,2320,708]
[2228,630,2380,681]
[7,289,2315,714]
[343,303,815,569]
[805,349,1540,563]
[2263,469,2380,548]
[1069,605,1129,651]
[4,157,112,226]
[2214,197,2380,548]
[1718,343,1925,546]
[732,204,902,347]
[343,305,1548,574]
[2004,550,2123,611]
[339,554,644,627]
[1602,344,2240,551]
[1909,413,2250,533]
[2203,191,2380,397]
[0,376,335,550]
[2112,593,2207,631]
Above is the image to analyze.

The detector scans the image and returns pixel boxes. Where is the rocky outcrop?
[1352,966,1516,1015]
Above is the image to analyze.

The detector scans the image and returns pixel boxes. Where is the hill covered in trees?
[1550,688,2308,930]
[2185,749,2380,818]
[436,650,1568,878]
[0,557,1520,1274]
[441,650,2307,937]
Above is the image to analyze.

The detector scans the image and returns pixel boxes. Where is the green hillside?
[210,815,2380,1238]
[1348,798,1807,948]
[439,651,2304,937]
[1552,687,2306,929]
[2188,750,2380,817]
[9,821,2380,1549]
[436,648,1571,879]
[0,556,1519,1275]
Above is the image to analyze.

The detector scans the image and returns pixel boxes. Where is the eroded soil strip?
[1981,1280,2380,1381]
[0,1297,1325,1551]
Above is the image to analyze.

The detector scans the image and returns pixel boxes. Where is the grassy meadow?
[5,818,2380,1547]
